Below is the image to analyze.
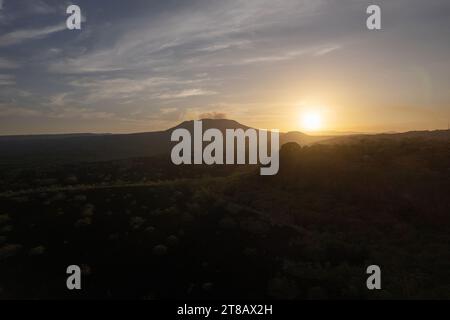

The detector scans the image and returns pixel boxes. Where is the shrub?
[81,204,95,217]
[152,244,168,256]
[267,277,299,299]
[29,246,46,256]
[130,216,145,229]
[166,235,179,247]
[0,214,10,225]
[0,225,12,234]
[0,244,23,261]
[75,217,92,228]
[73,195,87,202]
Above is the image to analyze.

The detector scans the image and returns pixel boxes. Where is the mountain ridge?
[0,118,448,166]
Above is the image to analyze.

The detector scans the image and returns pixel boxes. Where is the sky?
[0,0,449,135]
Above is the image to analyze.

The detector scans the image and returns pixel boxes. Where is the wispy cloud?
[63,75,216,106]
[27,0,58,15]
[0,57,19,69]
[0,74,15,86]
[0,23,66,47]
[48,106,115,120]
[240,49,309,65]
[314,44,342,56]
[48,0,322,74]
[48,93,69,107]
[0,104,42,117]
[196,40,252,53]
[238,44,342,65]
[157,89,217,100]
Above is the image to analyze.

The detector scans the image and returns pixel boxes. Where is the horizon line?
[0,118,449,138]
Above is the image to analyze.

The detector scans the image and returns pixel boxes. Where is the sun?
[300,111,323,132]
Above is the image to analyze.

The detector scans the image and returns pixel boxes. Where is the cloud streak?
[157,89,217,100]
[0,74,15,85]
[0,57,19,69]
[0,23,66,47]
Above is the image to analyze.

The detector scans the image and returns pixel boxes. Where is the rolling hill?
[0,119,448,167]
[0,119,330,166]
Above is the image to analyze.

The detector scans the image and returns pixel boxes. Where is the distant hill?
[0,119,448,167]
[0,130,168,166]
[0,119,324,166]
[172,119,333,145]
[318,129,450,145]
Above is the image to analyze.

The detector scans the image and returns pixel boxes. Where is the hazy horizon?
[1,0,449,135]
[0,117,448,137]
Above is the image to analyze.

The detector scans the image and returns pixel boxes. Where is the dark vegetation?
[0,124,449,299]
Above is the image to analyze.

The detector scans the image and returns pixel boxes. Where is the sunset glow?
[300,110,323,132]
